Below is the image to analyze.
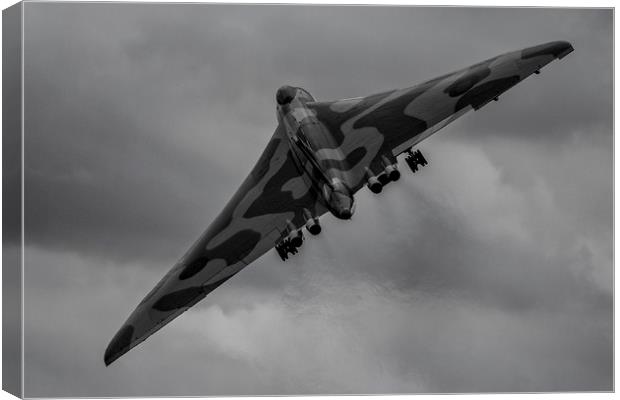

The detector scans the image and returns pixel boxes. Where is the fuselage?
[276,85,355,220]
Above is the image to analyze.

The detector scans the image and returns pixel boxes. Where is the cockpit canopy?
[276,85,316,105]
[296,88,316,103]
[276,85,297,105]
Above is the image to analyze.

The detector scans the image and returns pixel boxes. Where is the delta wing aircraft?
[105,41,573,365]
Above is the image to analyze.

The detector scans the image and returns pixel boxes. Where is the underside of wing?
[306,41,573,193]
[105,41,573,366]
[104,124,327,365]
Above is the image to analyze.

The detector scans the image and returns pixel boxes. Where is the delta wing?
[104,124,327,365]
[306,41,574,193]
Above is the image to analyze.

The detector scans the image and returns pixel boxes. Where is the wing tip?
[103,324,135,366]
[104,347,125,366]
[556,41,574,59]
[103,303,198,366]
[521,40,574,61]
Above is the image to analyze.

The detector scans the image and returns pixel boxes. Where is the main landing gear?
[405,149,427,173]
[276,214,321,261]
[275,237,300,261]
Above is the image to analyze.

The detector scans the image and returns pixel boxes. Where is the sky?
[17,4,612,396]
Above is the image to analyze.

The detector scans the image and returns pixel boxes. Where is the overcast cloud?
[19,4,612,396]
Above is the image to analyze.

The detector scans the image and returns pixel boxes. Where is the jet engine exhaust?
[367,177,382,193]
[285,220,304,247]
[365,167,383,193]
[305,218,321,235]
[302,208,322,235]
[380,155,400,182]
[385,165,400,181]
[288,230,303,247]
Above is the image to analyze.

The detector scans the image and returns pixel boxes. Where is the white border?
[0,1,615,400]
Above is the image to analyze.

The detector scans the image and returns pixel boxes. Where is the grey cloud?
[23,5,611,263]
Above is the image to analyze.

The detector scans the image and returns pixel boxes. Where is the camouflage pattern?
[104,41,573,365]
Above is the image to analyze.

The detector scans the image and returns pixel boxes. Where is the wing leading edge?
[305,41,574,193]
[104,125,327,365]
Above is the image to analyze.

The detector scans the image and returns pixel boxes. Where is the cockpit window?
[276,85,297,105]
[296,88,316,102]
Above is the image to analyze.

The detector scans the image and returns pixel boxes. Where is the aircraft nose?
[522,41,574,60]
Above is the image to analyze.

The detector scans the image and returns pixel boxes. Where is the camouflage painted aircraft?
[104,40,573,365]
